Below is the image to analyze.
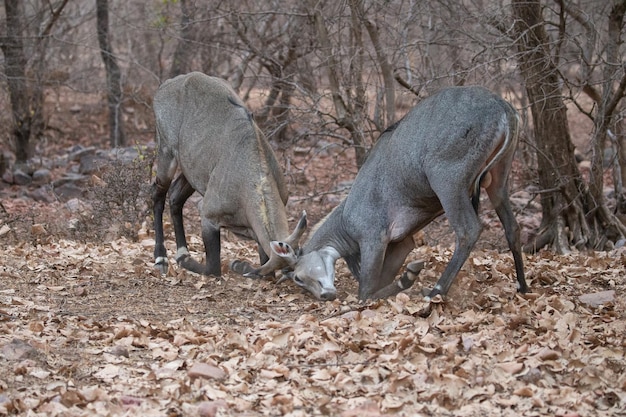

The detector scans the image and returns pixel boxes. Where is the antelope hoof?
[230,260,260,278]
[424,286,445,303]
[417,302,433,318]
[406,260,425,278]
[154,257,168,275]
[396,260,425,291]
[517,281,529,294]
[175,247,191,264]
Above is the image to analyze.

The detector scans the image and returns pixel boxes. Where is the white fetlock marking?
[155,257,168,266]
[398,280,406,290]
[424,295,431,302]
[176,247,190,262]
[434,284,443,292]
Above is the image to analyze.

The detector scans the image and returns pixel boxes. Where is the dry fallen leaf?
[188,362,227,381]
[1,231,624,417]
[497,361,524,374]
[197,400,228,417]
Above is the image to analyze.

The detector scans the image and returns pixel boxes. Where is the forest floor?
[0,90,624,416]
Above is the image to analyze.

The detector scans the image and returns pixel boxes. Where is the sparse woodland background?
[1,0,626,250]
[0,1,625,416]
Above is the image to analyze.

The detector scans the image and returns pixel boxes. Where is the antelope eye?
[293,275,304,286]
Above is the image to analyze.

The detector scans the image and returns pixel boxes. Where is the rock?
[1,339,39,361]
[79,152,109,175]
[109,147,141,164]
[53,182,85,201]
[578,290,615,307]
[13,169,32,185]
[0,224,11,237]
[53,173,88,187]
[65,198,89,213]
[2,170,14,184]
[28,186,56,203]
[32,169,52,185]
[68,145,97,162]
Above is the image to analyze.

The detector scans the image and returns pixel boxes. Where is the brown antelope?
[151,72,306,279]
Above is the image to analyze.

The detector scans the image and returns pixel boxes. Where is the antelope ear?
[270,241,299,265]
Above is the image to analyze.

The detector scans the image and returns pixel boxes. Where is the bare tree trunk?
[228,10,303,143]
[31,0,70,147]
[584,1,626,215]
[512,0,626,252]
[618,117,626,212]
[310,3,368,167]
[350,0,396,127]
[169,0,194,78]
[0,0,71,165]
[256,44,298,142]
[1,0,31,164]
[96,0,126,147]
[347,3,367,166]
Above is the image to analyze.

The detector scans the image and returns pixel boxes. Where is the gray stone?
[68,145,97,162]
[52,173,87,187]
[28,186,56,203]
[32,168,52,185]
[2,170,13,184]
[578,290,615,307]
[53,182,85,201]
[13,169,32,185]
[79,152,109,174]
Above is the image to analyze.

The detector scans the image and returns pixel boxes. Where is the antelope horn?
[247,211,308,277]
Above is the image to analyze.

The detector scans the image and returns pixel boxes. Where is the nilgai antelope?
[151,72,306,279]
[270,86,528,301]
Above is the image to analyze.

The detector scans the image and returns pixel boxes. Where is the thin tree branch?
[39,0,70,39]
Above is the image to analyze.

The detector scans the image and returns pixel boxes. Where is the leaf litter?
[0,234,625,416]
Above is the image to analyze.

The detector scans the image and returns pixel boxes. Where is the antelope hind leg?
[369,260,425,300]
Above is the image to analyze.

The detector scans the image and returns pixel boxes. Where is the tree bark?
[31,0,70,151]
[0,0,31,164]
[96,0,126,147]
[593,1,626,216]
[0,0,71,165]
[310,3,368,167]
[169,0,194,78]
[350,0,396,127]
[512,0,626,252]
[618,117,626,212]
[229,10,300,143]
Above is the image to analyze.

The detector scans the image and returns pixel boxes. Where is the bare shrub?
[87,148,154,241]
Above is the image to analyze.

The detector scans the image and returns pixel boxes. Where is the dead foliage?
[0,232,624,416]
[86,150,154,242]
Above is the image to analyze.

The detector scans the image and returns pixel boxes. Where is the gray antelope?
[152,72,306,278]
[270,86,529,301]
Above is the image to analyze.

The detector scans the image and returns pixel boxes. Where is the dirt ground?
[0,90,625,416]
